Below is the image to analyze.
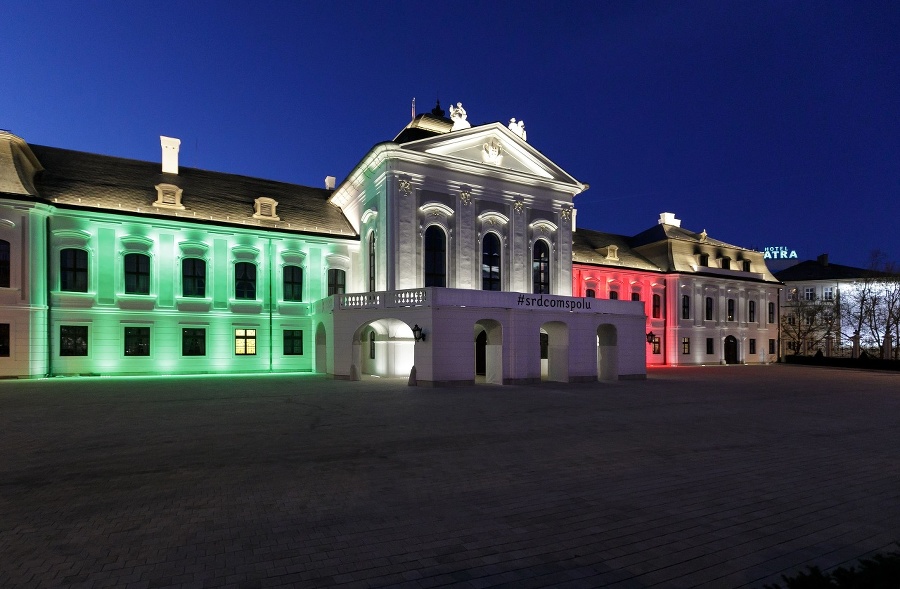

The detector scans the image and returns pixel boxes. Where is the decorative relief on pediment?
[481,138,503,166]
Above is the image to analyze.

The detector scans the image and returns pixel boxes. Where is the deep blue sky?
[4,1,898,269]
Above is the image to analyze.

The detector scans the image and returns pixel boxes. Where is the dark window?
[540,332,549,360]
[749,339,757,354]
[182,258,206,297]
[124,253,150,295]
[727,299,735,321]
[124,327,150,356]
[182,328,206,356]
[651,335,660,354]
[0,323,9,356]
[769,339,776,354]
[424,226,447,287]
[705,297,714,320]
[706,337,714,354]
[681,294,690,319]
[481,233,501,291]
[369,331,376,359]
[748,300,756,322]
[743,260,752,272]
[586,288,596,298]
[284,330,303,355]
[235,329,256,355]
[631,292,640,302]
[235,262,256,300]
[768,302,775,323]
[327,269,346,295]
[60,325,88,356]
[368,233,376,292]
[0,240,9,288]
[532,240,550,294]
[682,337,690,354]
[699,253,709,267]
[609,291,619,300]
[722,257,731,270]
[283,265,303,302]
[653,294,662,319]
[60,248,88,292]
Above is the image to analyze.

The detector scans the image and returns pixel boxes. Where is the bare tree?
[781,287,840,355]
[840,251,900,358]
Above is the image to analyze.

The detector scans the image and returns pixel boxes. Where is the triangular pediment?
[398,123,578,184]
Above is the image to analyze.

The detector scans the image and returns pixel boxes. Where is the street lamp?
[412,324,426,342]
[646,331,655,344]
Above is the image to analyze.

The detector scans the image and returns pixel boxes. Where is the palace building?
[0,104,653,384]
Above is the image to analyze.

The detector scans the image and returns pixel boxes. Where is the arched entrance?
[597,324,618,381]
[474,319,503,384]
[315,323,328,374]
[541,321,569,382]
[351,319,415,378]
[724,335,739,364]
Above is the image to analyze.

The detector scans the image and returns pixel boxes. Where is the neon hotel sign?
[763,246,798,260]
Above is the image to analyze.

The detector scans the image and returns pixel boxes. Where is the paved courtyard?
[1,365,898,589]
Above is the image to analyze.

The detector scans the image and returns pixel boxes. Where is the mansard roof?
[629,222,742,250]
[25,145,356,237]
[774,259,896,282]
[572,228,663,272]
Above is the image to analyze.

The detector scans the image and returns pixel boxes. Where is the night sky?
[4,1,898,269]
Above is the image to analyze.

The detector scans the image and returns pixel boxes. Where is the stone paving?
[1,365,898,589]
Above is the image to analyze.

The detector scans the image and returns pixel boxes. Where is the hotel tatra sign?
[763,246,798,260]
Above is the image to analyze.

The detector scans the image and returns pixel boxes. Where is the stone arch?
[315,323,328,374]
[474,319,503,384]
[540,321,569,382]
[351,319,415,378]
[724,335,739,364]
[597,324,618,381]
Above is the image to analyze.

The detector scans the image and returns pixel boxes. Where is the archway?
[724,335,739,364]
[541,321,569,382]
[474,319,503,384]
[315,323,328,374]
[597,324,618,381]
[351,319,415,378]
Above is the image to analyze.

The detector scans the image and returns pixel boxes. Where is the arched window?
[369,330,376,359]
[585,288,596,298]
[283,265,303,302]
[124,253,150,295]
[368,232,376,292]
[327,268,346,295]
[235,262,257,300]
[424,226,446,287]
[182,258,205,297]
[0,239,9,288]
[532,240,550,294]
[481,233,501,291]
[60,248,89,292]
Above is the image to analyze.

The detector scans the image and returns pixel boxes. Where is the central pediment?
[397,123,578,184]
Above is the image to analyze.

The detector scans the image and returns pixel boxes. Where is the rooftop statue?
[449,102,471,131]
[508,118,526,141]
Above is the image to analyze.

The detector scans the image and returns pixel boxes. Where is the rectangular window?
[706,338,714,355]
[705,297,714,321]
[182,328,206,356]
[283,265,303,302]
[699,253,709,267]
[124,327,150,356]
[769,339,776,354]
[182,258,206,297]
[722,257,731,270]
[823,287,834,301]
[804,287,815,301]
[748,300,756,322]
[283,329,303,355]
[749,339,757,355]
[743,260,751,272]
[0,240,10,288]
[235,329,257,355]
[727,298,735,321]
[124,253,151,295]
[327,269,346,296]
[653,294,662,319]
[60,248,89,292]
[60,325,88,356]
[682,337,690,355]
[609,291,619,300]
[631,292,640,302]
[681,294,690,320]
[235,262,257,300]
[651,335,661,355]
[0,323,9,356]
[768,302,775,323]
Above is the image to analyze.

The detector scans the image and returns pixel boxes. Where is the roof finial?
[411,97,416,120]
[431,99,445,118]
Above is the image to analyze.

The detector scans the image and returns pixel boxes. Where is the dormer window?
[253,197,280,221]
[606,245,619,261]
[721,256,731,270]
[153,183,185,210]
[699,253,709,267]
[742,259,751,272]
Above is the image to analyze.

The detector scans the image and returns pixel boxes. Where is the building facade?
[572,214,782,365]
[0,106,649,384]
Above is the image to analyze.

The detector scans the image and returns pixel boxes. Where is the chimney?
[817,253,829,266]
[658,212,681,227]
[160,136,181,174]
[325,175,336,190]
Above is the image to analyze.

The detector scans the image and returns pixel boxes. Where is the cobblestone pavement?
[1,365,898,589]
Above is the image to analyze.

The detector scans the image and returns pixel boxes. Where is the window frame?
[123,252,151,295]
[681,294,690,320]
[0,239,10,288]
[182,328,206,356]
[423,225,447,288]
[682,337,690,355]
[748,300,756,323]
[653,293,662,319]
[123,326,151,357]
[60,248,89,292]
[705,297,714,321]
[532,239,550,294]
[327,268,346,296]
[481,232,502,291]
[234,328,257,356]
[181,258,207,298]
[283,265,303,302]
[283,329,303,356]
[60,325,89,356]
[234,262,257,300]
[727,298,735,321]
